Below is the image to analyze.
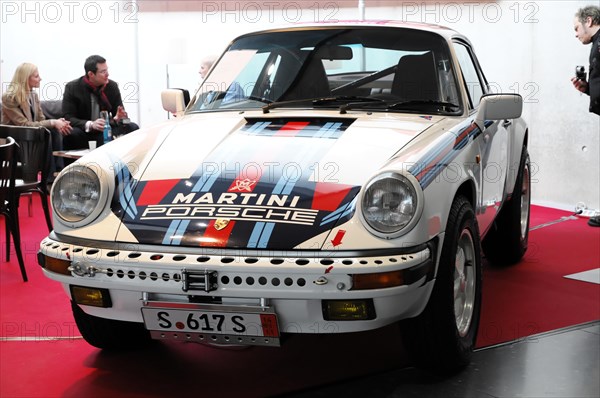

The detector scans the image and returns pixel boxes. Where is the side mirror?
[161,88,190,117]
[474,93,522,131]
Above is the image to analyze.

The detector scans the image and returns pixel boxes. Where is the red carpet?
[1,202,599,397]
[477,206,600,347]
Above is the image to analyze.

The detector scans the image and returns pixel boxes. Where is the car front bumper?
[38,234,438,341]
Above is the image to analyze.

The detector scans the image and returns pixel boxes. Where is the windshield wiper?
[387,100,460,110]
[246,95,273,105]
[340,99,460,113]
[262,96,385,114]
[262,98,315,113]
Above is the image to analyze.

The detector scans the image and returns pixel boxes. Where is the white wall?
[0,1,140,120]
[1,1,598,211]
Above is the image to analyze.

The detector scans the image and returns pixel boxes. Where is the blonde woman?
[2,63,71,133]
[1,62,72,177]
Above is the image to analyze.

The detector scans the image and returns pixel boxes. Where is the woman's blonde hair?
[5,62,38,104]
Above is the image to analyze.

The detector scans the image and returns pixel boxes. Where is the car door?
[453,41,509,235]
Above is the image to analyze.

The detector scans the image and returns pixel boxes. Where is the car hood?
[109,113,439,250]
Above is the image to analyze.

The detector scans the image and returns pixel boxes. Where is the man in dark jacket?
[572,6,600,227]
[62,54,138,150]
[572,6,600,115]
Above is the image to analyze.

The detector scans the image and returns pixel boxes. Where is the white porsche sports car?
[39,21,529,373]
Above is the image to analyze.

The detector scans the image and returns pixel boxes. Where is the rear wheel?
[71,301,152,350]
[401,195,482,374]
[483,147,530,265]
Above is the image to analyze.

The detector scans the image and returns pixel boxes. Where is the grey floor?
[286,321,600,398]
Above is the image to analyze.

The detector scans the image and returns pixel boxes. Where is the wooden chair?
[0,125,52,232]
[0,136,28,281]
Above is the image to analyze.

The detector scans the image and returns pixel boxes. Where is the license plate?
[141,308,279,338]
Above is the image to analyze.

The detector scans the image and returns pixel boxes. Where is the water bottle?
[101,111,112,144]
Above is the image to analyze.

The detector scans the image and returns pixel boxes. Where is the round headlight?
[52,166,104,225]
[361,172,422,237]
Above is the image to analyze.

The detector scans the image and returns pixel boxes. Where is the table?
[52,149,91,160]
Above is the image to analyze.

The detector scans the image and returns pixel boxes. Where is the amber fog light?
[70,285,112,308]
[322,299,375,321]
[351,270,404,290]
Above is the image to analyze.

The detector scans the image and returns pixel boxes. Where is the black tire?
[71,301,152,350]
[482,147,531,265]
[401,195,482,374]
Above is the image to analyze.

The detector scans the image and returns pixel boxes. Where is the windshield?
[188,27,462,115]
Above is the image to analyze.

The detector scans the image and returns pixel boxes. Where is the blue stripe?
[415,124,482,188]
[272,176,288,195]
[162,220,191,245]
[163,220,181,245]
[257,223,275,248]
[192,170,220,192]
[117,164,137,219]
[339,197,358,219]
[321,200,354,226]
[247,222,266,248]
[245,121,271,135]
[172,220,190,245]
[321,122,343,139]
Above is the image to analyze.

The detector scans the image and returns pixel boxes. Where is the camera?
[576,65,587,81]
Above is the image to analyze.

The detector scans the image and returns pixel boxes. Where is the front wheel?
[482,146,531,265]
[401,195,482,374]
[71,301,152,350]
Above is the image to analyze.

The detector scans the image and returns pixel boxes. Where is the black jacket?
[587,29,600,115]
[62,77,124,129]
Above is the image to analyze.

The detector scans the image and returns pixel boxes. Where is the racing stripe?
[163,219,190,245]
[242,118,350,139]
[245,122,345,248]
[248,221,276,248]
[409,121,481,189]
[245,121,272,134]
[200,219,235,247]
[115,163,138,219]
[137,179,181,206]
[312,182,354,211]
[274,121,310,137]
[122,118,358,249]
[191,168,220,193]
[321,198,356,226]
[315,122,344,139]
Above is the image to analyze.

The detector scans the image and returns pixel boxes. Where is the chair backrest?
[0,125,50,184]
[392,52,440,102]
[0,136,18,208]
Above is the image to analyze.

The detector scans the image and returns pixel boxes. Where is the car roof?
[236,20,464,41]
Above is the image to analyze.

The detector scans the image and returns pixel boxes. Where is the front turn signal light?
[42,255,72,276]
[351,270,404,290]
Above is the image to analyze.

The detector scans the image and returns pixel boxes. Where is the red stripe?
[137,179,180,206]
[200,219,236,247]
[202,169,262,246]
[274,121,310,137]
[312,182,353,211]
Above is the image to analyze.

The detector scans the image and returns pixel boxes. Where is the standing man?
[572,5,600,227]
[62,55,138,150]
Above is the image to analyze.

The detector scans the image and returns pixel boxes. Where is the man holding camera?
[572,6,600,115]
[572,5,600,227]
